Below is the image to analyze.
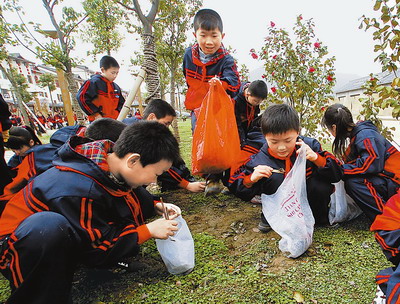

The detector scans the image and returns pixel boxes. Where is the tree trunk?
[48,85,54,106]
[170,70,180,142]
[142,33,161,101]
[64,71,86,124]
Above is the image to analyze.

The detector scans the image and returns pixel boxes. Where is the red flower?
[263,50,267,54]
[261,74,266,79]
[271,87,277,93]
[321,107,326,111]
[298,15,303,20]
[314,42,321,48]
[249,48,255,53]
[272,55,277,59]
[251,52,258,59]
[370,77,376,81]
[270,21,275,27]
[271,72,275,76]
[308,67,315,73]
[327,75,333,82]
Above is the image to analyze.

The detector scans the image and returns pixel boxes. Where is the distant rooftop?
[335,70,399,94]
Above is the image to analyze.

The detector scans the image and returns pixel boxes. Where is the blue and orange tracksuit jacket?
[0,125,85,206]
[228,136,343,202]
[234,82,261,145]
[343,121,400,184]
[182,43,240,111]
[76,74,125,121]
[0,137,157,267]
[370,192,400,303]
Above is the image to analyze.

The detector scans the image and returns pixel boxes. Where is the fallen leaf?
[293,291,305,303]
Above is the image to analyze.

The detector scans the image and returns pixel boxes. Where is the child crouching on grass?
[0,121,181,304]
[228,104,343,231]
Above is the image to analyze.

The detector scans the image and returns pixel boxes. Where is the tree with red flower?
[260,15,335,140]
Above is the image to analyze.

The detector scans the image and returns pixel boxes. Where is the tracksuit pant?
[345,176,400,223]
[0,212,79,304]
[375,229,400,304]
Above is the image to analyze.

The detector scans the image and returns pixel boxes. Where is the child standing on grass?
[0,121,181,303]
[229,104,343,230]
[77,55,125,122]
[183,8,240,195]
[321,103,400,223]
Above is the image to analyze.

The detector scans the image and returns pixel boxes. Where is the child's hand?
[146,218,178,239]
[186,181,206,193]
[296,139,318,161]
[155,202,182,220]
[209,76,221,85]
[250,165,274,183]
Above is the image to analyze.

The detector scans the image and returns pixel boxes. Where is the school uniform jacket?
[234,82,261,144]
[76,74,125,121]
[183,43,240,110]
[228,136,343,202]
[343,121,400,184]
[0,125,85,203]
[0,137,156,266]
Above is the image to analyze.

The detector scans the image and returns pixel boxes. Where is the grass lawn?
[0,120,391,303]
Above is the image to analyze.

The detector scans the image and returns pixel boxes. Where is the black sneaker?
[258,213,272,233]
[204,179,223,197]
[257,221,272,233]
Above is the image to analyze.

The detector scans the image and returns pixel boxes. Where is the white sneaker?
[250,195,262,204]
[372,285,386,304]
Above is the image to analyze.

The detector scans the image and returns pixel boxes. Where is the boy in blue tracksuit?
[234,80,268,147]
[322,104,400,223]
[183,9,240,195]
[229,104,343,229]
[0,121,181,303]
[76,55,125,122]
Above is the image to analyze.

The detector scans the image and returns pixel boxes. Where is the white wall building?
[334,71,400,143]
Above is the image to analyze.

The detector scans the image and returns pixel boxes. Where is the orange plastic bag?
[192,79,241,175]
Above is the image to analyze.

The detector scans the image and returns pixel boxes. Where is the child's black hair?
[248,80,268,99]
[261,104,300,135]
[321,103,355,158]
[100,55,120,70]
[85,118,126,142]
[6,126,42,150]
[143,99,176,120]
[113,121,180,167]
[193,9,223,33]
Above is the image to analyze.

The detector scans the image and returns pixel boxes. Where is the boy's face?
[193,27,225,55]
[245,90,264,107]
[101,66,119,82]
[120,154,172,189]
[264,130,299,159]
[146,113,175,127]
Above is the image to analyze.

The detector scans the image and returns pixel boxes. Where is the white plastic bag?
[328,181,362,225]
[261,146,315,258]
[155,216,195,275]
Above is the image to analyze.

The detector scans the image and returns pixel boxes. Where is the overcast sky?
[7,0,381,90]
